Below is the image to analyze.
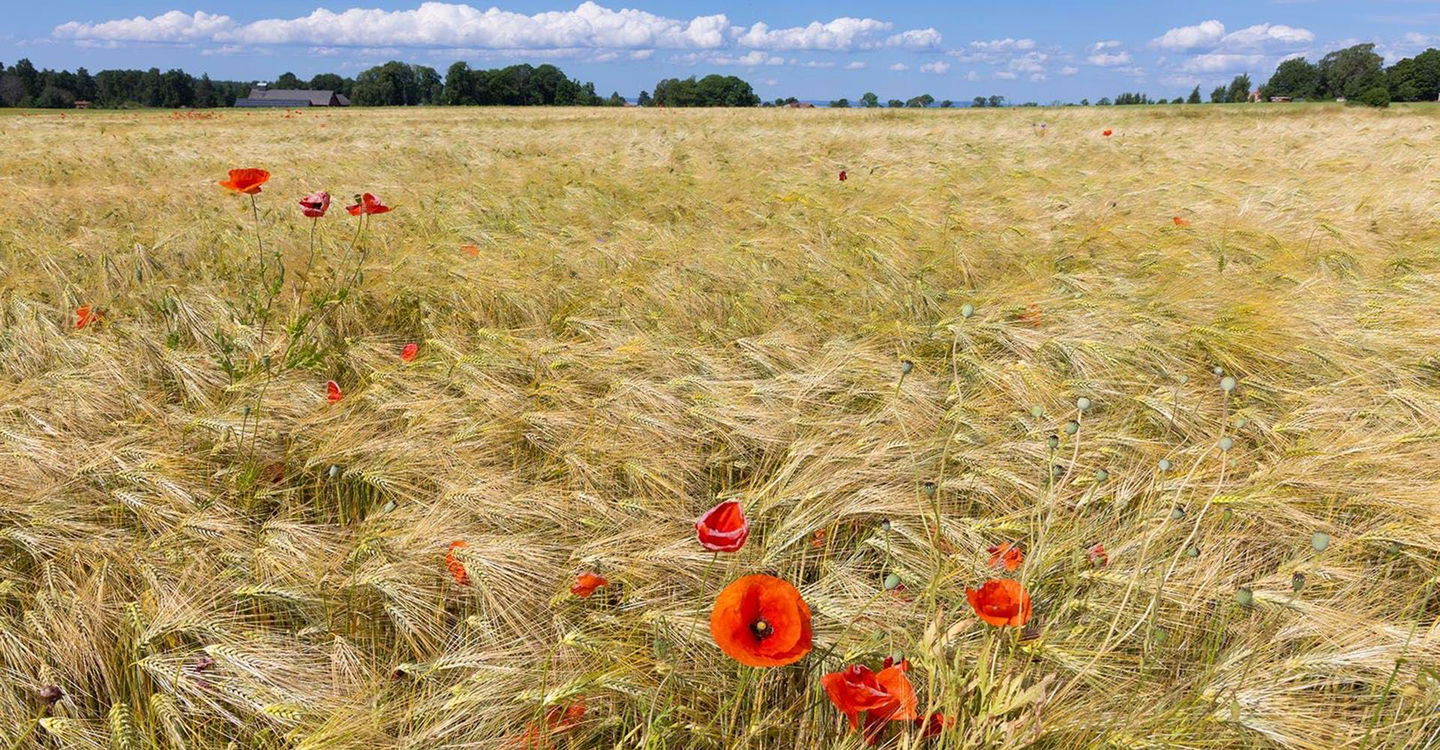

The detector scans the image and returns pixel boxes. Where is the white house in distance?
[234,84,350,107]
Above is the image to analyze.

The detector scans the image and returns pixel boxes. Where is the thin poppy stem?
[294,217,319,314]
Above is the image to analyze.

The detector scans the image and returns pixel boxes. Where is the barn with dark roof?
[234,87,350,107]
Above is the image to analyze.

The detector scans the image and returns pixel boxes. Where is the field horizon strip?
[0,104,1438,748]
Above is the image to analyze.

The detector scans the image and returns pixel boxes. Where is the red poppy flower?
[346,193,391,216]
[325,380,343,404]
[400,343,418,362]
[1172,216,1191,227]
[811,529,827,548]
[1102,129,1113,137]
[966,578,1032,627]
[519,701,586,749]
[695,500,749,552]
[822,659,919,744]
[987,542,1024,571]
[570,571,608,598]
[1018,303,1042,326]
[1088,543,1108,567]
[445,540,470,585]
[218,168,270,195]
[298,191,331,218]
[914,712,954,738]
[75,305,101,329]
[838,170,847,181]
[710,575,813,667]
[461,244,480,257]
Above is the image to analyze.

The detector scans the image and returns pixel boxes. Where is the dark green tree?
[1209,86,1227,103]
[859,91,880,108]
[1263,57,1320,99]
[1225,73,1252,103]
[1187,86,1202,104]
[1318,43,1383,99]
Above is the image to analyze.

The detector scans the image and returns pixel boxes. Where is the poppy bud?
[1158,458,1172,472]
[1212,366,1224,375]
[1219,437,1234,451]
[1047,434,1059,449]
[1094,469,1108,482]
[1030,405,1044,418]
[1185,545,1200,558]
[39,685,62,706]
[1064,420,1079,435]
[900,360,914,375]
[1235,587,1253,606]
[1051,464,1064,478]
[1076,397,1092,412]
[884,573,901,590]
[961,303,974,319]
[879,519,891,532]
[695,501,749,553]
[922,481,936,499]
[1177,375,1189,384]
[1291,571,1306,591]
[1220,376,1236,393]
[1170,506,1185,519]
[327,465,340,478]
[1311,532,1331,552]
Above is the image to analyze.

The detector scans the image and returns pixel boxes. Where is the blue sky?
[3,1,1438,101]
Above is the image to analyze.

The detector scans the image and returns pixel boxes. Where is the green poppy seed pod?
[1095,469,1109,482]
[327,465,340,479]
[1212,366,1224,375]
[1311,532,1331,552]
[1076,397,1092,412]
[880,519,892,532]
[884,573,901,590]
[1153,628,1169,643]
[1219,436,1234,451]
[1051,464,1065,478]
[922,481,936,499]
[1158,458,1172,472]
[1235,417,1248,429]
[1064,420,1080,435]
[1388,541,1401,556]
[1235,587,1253,606]
[961,303,975,319]
[1291,571,1306,591]
[1030,405,1044,418]
[383,500,396,513]
[262,355,271,370]
[1220,376,1236,393]
[1047,434,1060,449]
[1177,375,1189,385]
[242,405,251,417]
[1185,545,1200,558]
[1170,506,1185,520]
[900,360,914,375]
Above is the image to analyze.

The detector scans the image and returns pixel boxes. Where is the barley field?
[1,103,1438,749]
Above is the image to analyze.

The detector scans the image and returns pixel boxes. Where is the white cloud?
[889,63,910,71]
[965,71,980,81]
[920,61,950,74]
[1091,40,1122,51]
[673,50,783,66]
[994,71,1018,80]
[1151,20,1226,51]
[54,10,235,42]
[969,38,1035,52]
[1029,72,1046,82]
[843,61,867,70]
[1059,65,1079,76]
[1178,53,1264,73]
[1221,23,1313,48]
[53,2,940,55]
[1087,51,1132,66]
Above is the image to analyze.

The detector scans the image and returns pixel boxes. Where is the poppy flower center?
[750,618,773,641]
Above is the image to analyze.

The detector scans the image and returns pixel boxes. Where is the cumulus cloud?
[889,63,910,71]
[1177,52,1265,73]
[1087,51,1132,66]
[1059,65,1079,76]
[994,71,1018,80]
[969,38,1035,52]
[54,10,235,42]
[1091,40,1122,51]
[53,2,941,55]
[920,61,950,74]
[1151,20,1226,51]
[843,61,867,70]
[1221,23,1313,48]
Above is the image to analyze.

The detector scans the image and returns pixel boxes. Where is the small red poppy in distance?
[1102,129,1113,137]
[298,191,331,218]
[838,169,847,181]
[75,305,101,329]
[695,500,749,552]
[218,168,270,194]
[1173,216,1191,227]
[347,193,392,216]
[915,712,955,738]
[710,575,813,667]
[460,244,481,257]
[571,571,609,598]
[988,542,1024,572]
[967,578,1033,627]
[519,701,586,748]
[1088,543,1109,567]
[400,343,418,362]
[445,540,470,586]
[325,380,343,404]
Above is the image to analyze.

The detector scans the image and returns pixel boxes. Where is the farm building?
[234,87,350,107]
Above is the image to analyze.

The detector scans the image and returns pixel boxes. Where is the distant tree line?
[0,59,250,108]
[649,75,759,107]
